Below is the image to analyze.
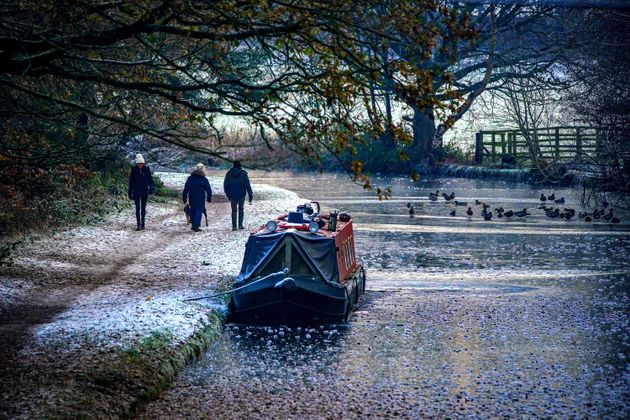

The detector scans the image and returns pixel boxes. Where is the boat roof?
[237,230,339,284]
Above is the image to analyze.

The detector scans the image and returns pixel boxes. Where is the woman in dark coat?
[183,163,212,232]
[128,153,155,231]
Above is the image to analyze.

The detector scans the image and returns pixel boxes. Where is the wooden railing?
[474,126,598,164]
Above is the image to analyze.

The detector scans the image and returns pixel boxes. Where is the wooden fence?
[475,126,598,164]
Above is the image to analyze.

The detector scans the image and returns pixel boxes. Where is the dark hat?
[233,160,242,168]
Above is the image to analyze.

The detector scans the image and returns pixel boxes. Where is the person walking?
[183,163,212,232]
[223,160,253,231]
[128,153,155,231]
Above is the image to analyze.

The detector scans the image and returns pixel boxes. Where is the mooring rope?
[182,269,288,302]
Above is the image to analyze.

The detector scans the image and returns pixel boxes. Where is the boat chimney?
[328,209,339,231]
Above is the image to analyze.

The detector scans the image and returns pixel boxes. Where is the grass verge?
[45,310,224,419]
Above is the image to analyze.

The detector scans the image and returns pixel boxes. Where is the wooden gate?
[474,126,598,164]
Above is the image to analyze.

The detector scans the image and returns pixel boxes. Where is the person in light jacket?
[128,153,155,231]
[183,163,212,232]
[223,160,253,231]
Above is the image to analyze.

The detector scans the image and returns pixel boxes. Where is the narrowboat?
[228,202,366,324]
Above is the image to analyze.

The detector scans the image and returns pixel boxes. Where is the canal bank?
[0,174,303,418]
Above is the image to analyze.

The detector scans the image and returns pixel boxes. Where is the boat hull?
[229,269,364,324]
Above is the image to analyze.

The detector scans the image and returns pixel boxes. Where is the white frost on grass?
[33,290,222,350]
[0,277,33,312]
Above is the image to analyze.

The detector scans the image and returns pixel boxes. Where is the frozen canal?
[140,172,629,418]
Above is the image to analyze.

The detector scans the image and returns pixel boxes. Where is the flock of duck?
[406,191,621,224]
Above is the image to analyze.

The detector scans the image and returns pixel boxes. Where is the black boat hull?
[229,269,364,324]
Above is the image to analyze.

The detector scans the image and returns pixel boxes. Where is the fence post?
[475,132,483,164]
[575,127,582,160]
[513,130,519,161]
[554,128,560,162]
[491,133,496,162]
[501,133,506,156]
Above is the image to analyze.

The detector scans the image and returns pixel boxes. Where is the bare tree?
[360,2,567,166]
[560,7,630,204]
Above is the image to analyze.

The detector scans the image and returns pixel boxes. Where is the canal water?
[141,171,629,418]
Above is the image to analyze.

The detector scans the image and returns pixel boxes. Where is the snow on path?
[9,176,303,351]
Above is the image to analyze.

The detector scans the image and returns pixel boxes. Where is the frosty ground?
[143,171,629,419]
[0,173,302,418]
[1,171,629,419]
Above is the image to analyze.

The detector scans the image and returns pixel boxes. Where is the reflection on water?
[144,171,630,418]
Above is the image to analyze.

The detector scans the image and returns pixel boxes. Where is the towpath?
[0,174,302,418]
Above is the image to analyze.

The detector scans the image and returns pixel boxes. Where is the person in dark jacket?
[183,163,212,232]
[223,160,253,231]
[128,153,155,231]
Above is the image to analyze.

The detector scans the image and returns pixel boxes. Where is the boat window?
[291,248,316,277]
[255,239,324,280]
[258,249,286,276]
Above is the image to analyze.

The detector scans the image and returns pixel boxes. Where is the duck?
[454,200,467,206]
[429,195,438,201]
[407,202,412,208]
[497,212,504,218]
[409,206,415,217]
[466,207,473,216]
[563,211,575,221]
[482,203,490,210]
[482,211,492,221]
[547,193,555,201]
[504,210,514,218]
[584,215,592,222]
[611,216,620,223]
[475,199,482,205]
[514,208,530,217]
[442,192,455,201]
[495,207,504,213]
[554,197,565,204]
[602,209,613,221]
[449,210,456,216]
[539,193,547,202]
[547,209,560,218]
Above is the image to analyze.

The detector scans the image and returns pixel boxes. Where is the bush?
[432,142,474,165]
[352,141,412,174]
[0,165,130,239]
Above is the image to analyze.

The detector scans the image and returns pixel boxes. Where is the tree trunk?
[380,52,395,150]
[409,106,435,161]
